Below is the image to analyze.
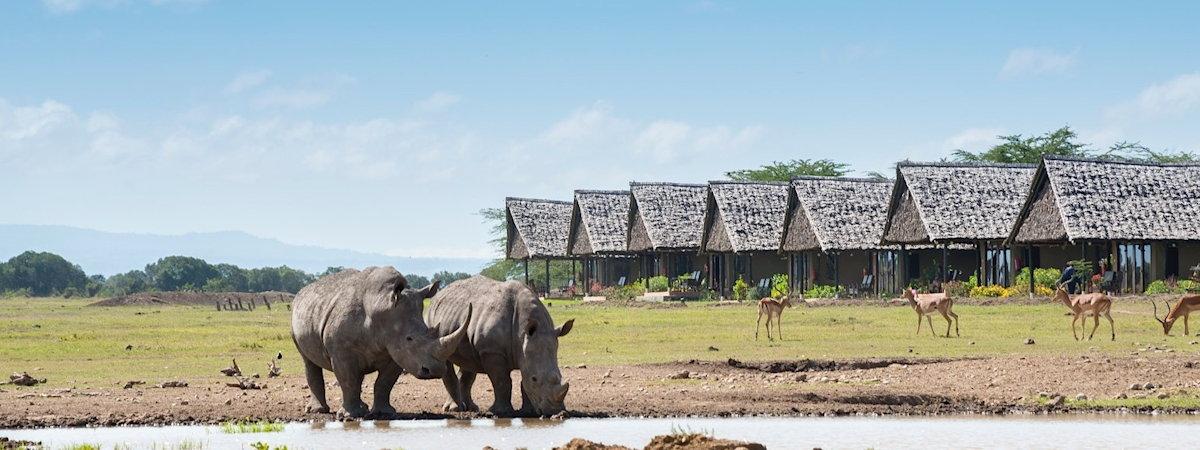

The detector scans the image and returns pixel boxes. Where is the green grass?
[1034,392,1200,410]
[219,420,285,433]
[0,297,1191,386]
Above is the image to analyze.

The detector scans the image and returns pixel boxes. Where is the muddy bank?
[2,354,1199,428]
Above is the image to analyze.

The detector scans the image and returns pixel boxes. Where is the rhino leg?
[369,363,402,418]
[440,362,464,412]
[302,356,330,414]
[482,355,515,416]
[332,362,370,418]
[518,383,535,417]
[457,370,480,412]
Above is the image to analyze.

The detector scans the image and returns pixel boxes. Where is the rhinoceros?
[291,267,471,418]
[426,275,574,416]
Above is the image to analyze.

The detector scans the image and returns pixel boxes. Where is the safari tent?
[700,181,790,298]
[567,190,633,294]
[1008,156,1200,293]
[881,161,1038,288]
[505,197,573,296]
[626,182,709,289]
[780,176,901,296]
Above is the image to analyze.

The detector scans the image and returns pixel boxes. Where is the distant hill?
[0,224,490,277]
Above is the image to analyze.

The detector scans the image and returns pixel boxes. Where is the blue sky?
[3,1,1200,259]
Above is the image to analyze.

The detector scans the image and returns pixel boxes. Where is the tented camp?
[567,190,633,294]
[781,176,901,296]
[701,181,790,297]
[881,162,1038,288]
[627,182,709,288]
[505,197,573,296]
[1009,156,1200,293]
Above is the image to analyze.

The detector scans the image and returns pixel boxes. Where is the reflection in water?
[6,416,1200,450]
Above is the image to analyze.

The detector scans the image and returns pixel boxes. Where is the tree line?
[0,251,474,298]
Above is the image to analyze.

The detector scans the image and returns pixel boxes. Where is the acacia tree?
[953,126,1197,164]
[726,158,850,181]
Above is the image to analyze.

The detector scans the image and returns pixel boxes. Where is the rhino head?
[373,278,471,380]
[519,315,574,415]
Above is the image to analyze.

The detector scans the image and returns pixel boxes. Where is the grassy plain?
[0,297,1188,387]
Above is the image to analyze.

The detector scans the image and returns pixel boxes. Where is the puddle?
[3,415,1199,449]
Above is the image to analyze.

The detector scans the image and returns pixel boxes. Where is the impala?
[1152,295,1200,336]
[1053,286,1115,341]
[902,288,959,337]
[755,295,794,341]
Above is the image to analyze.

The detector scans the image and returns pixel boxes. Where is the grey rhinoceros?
[291,267,471,418]
[425,275,574,416]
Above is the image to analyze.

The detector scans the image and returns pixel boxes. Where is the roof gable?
[505,197,572,259]
[703,182,789,252]
[791,176,893,251]
[628,183,707,250]
[888,163,1036,243]
[567,190,630,255]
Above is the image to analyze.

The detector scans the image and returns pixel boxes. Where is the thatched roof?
[701,181,789,253]
[627,182,708,252]
[1010,156,1200,244]
[505,197,573,259]
[882,162,1036,244]
[783,176,894,252]
[567,190,631,256]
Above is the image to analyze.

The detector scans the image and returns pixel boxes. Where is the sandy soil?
[4,352,1200,428]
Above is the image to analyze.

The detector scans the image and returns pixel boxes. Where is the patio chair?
[616,276,627,286]
[1101,271,1118,294]
[859,274,874,295]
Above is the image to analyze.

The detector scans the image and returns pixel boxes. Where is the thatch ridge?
[505,197,573,259]
[787,176,895,251]
[882,162,1036,243]
[702,181,789,253]
[567,190,631,256]
[1010,157,1200,243]
[627,182,708,252]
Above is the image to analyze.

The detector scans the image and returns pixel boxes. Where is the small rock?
[1024,338,1036,345]
[794,374,807,382]
[574,364,587,369]
[707,346,720,352]
[1048,396,1065,406]
[602,370,612,378]
[158,381,188,388]
[1157,392,1170,399]
[224,398,232,406]
[1116,393,1128,399]
[667,371,690,380]
[180,400,189,406]
[1130,383,1143,390]
[1075,393,1088,401]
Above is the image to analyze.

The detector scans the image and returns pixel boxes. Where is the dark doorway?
[1166,244,1180,279]
[906,252,920,281]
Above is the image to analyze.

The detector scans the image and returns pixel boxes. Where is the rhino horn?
[553,382,569,403]
[435,303,471,360]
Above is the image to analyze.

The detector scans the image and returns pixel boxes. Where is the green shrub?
[1145,279,1200,295]
[647,275,669,292]
[969,284,1014,298]
[1179,280,1200,292]
[942,280,972,298]
[602,282,646,301]
[803,284,843,299]
[732,276,749,301]
[1145,279,1172,295]
[1013,267,1062,291]
[770,274,789,299]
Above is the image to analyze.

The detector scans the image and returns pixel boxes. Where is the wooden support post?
[1028,246,1035,299]
[833,252,841,299]
[545,258,551,299]
[941,243,949,285]
[524,258,529,287]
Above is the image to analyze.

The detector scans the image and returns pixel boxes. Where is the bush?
[969,284,1014,298]
[803,284,843,299]
[732,276,749,301]
[601,283,645,301]
[770,274,789,299]
[1145,279,1200,295]
[1013,267,1061,291]
[647,275,669,292]
[943,281,972,297]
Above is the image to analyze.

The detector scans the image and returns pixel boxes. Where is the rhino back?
[428,276,531,368]
[291,267,400,368]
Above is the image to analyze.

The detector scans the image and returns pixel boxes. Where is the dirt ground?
[3,352,1200,428]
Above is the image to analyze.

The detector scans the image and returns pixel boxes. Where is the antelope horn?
[1152,299,1165,324]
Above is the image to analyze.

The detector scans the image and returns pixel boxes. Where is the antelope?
[1053,286,1114,341]
[1152,295,1200,336]
[755,295,794,341]
[902,288,959,337]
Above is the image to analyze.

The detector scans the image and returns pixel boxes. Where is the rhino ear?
[422,280,441,299]
[556,319,574,337]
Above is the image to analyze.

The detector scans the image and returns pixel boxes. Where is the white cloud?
[634,120,691,162]
[1127,72,1200,117]
[999,48,1077,79]
[224,70,272,94]
[943,127,1004,151]
[414,92,462,113]
[538,101,629,144]
[0,99,75,140]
